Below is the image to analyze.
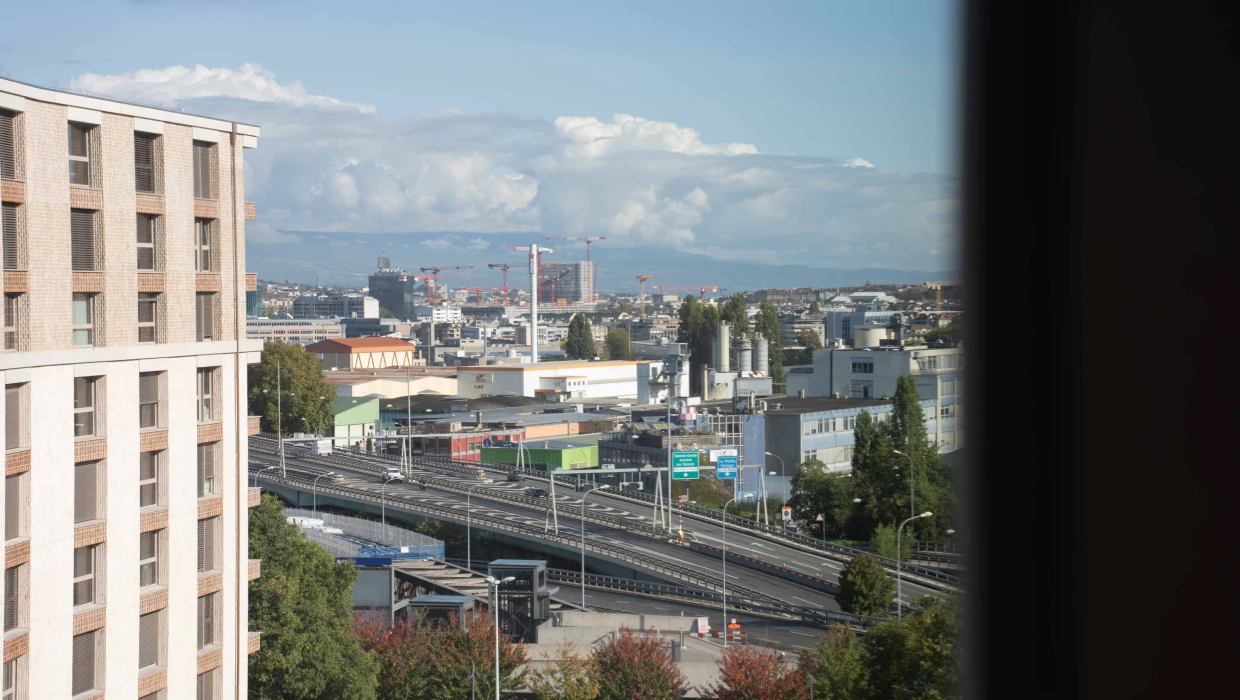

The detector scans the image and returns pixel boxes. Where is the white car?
[383,468,403,481]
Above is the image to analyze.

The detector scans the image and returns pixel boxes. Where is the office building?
[245,318,342,345]
[0,78,263,698]
[823,304,901,344]
[367,268,415,320]
[290,294,378,320]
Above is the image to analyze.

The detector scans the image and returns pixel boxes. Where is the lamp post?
[579,484,610,608]
[897,511,933,620]
[721,497,736,647]
[251,464,278,488]
[485,575,516,700]
[381,476,396,526]
[311,472,337,513]
[467,480,494,571]
[764,451,786,508]
[893,449,915,521]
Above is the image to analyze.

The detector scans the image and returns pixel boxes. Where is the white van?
[383,467,403,481]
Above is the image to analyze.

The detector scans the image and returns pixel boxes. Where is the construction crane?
[922,281,959,312]
[544,237,606,302]
[637,274,655,318]
[419,265,474,305]
[487,263,514,304]
[542,267,573,304]
[654,284,719,297]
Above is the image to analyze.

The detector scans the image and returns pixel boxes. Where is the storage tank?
[506,348,518,358]
[738,337,753,373]
[854,324,889,349]
[717,321,731,372]
[754,332,769,374]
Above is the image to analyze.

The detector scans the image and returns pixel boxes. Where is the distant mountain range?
[246,232,955,293]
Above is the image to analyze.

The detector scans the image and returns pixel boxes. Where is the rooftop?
[306,337,417,353]
[765,397,898,414]
[322,367,458,385]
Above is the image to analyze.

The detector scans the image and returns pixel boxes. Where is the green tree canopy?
[589,628,688,700]
[720,293,750,339]
[248,340,337,436]
[605,329,634,360]
[529,646,600,700]
[617,301,634,315]
[808,300,822,314]
[378,307,396,319]
[798,627,869,700]
[564,314,597,359]
[788,462,860,538]
[248,495,379,699]
[837,554,895,617]
[678,295,721,395]
[859,595,962,700]
[795,328,824,350]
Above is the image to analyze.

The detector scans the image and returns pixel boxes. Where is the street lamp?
[467,479,495,571]
[721,497,737,647]
[251,464,278,488]
[897,511,933,620]
[311,472,337,513]
[764,451,786,505]
[485,575,516,700]
[893,449,916,521]
[579,484,610,608]
[381,476,397,526]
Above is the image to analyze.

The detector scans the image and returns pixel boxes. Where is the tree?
[700,646,806,700]
[564,314,597,359]
[248,340,337,436]
[753,300,785,392]
[859,595,962,700]
[355,611,526,700]
[838,554,895,617]
[788,462,860,539]
[588,628,688,700]
[378,306,396,319]
[678,295,720,395]
[795,329,823,350]
[605,329,634,361]
[528,645,600,700]
[869,523,912,562]
[248,495,379,699]
[720,293,750,339]
[617,301,634,315]
[808,300,822,314]
[798,627,869,700]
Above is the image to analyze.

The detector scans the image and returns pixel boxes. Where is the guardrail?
[914,540,962,556]
[249,458,777,602]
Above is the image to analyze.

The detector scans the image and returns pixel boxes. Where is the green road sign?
[671,450,700,480]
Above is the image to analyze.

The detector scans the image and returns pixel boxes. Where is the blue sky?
[0,0,960,270]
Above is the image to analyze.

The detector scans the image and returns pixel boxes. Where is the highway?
[250,437,944,611]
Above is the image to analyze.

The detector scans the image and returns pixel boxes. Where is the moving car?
[525,487,548,498]
[383,467,403,481]
[507,471,525,482]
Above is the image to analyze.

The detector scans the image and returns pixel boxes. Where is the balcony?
[0,178,24,204]
[248,559,261,581]
[244,202,256,220]
[248,487,262,508]
[248,415,262,436]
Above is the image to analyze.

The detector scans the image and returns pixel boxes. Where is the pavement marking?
[792,596,818,606]
[788,630,814,637]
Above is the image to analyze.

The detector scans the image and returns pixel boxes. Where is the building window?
[139,451,160,508]
[193,218,213,272]
[3,565,23,632]
[197,443,217,497]
[72,545,98,607]
[5,383,27,450]
[196,593,218,650]
[73,376,100,437]
[802,450,817,463]
[134,133,157,193]
[0,109,16,180]
[68,123,95,187]
[2,294,19,351]
[74,461,101,523]
[2,656,23,700]
[940,405,955,419]
[849,379,873,399]
[139,371,161,428]
[851,358,874,374]
[138,293,159,344]
[5,474,25,542]
[196,368,216,421]
[139,530,160,588]
[70,208,98,272]
[1,202,21,271]
[195,293,216,341]
[139,610,161,670]
[198,517,218,572]
[72,630,100,696]
[137,214,157,270]
[940,378,955,396]
[843,415,856,431]
[72,292,96,347]
[197,670,217,700]
[192,141,214,199]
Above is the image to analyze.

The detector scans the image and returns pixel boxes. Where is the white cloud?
[841,158,876,169]
[69,63,375,113]
[72,65,956,269]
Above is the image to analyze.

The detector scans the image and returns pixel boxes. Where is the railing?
[914,540,962,555]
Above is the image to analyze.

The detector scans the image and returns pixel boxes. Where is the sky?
[0,0,961,272]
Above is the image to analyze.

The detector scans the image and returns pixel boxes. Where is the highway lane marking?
[652,606,670,611]
[791,596,819,606]
[788,631,814,637]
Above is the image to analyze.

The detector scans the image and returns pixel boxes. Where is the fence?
[284,507,445,560]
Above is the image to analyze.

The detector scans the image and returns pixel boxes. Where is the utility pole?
[529,244,540,364]
[276,357,285,478]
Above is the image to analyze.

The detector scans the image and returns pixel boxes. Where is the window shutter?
[70,209,94,271]
[204,594,215,646]
[74,462,96,523]
[197,519,205,571]
[72,631,96,695]
[0,110,14,180]
[197,671,214,700]
[134,134,155,193]
[4,475,17,541]
[139,612,158,668]
[4,385,18,448]
[3,566,16,632]
[193,142,212,199]
[139,372,158,405]
[1,204,16,271]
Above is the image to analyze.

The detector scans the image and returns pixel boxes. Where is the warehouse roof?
[306,338,416,353]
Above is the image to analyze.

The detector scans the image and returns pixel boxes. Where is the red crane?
[419,265,473,305]
[487,263,514,304]
[545,237,606,301]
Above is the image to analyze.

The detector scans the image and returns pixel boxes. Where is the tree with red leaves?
[700,645,808,700]
[354,611,526,700]
[588,627,688,700]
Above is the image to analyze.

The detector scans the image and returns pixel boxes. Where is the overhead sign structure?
[671,450,700,480]
[716,455,738,480]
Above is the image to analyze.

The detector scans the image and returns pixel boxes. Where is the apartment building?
[0,79,263,699]
[245,318,342,345]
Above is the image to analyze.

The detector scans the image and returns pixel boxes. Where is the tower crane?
[922,281,959,312]
[636,274,655,318]
[487,263,514,304]
[419,265,474,305]
[544,237,606,302]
